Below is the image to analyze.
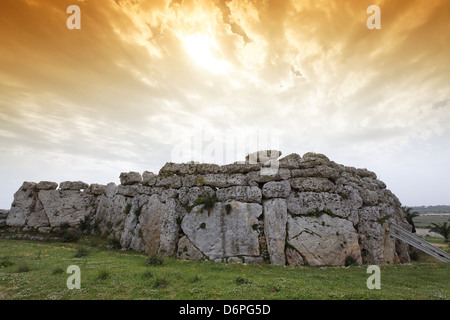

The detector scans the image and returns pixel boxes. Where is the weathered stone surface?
[88,184,107,195]
[0,209,10,227]
[245,150,282,163]
[203,173,247,188]
[286,247,304,266]
[156,175,182,188]
[247,168,291,183]
[262,180,291,198]
[216,186,262,203]
[142,171,157,186]
[119,172,142,185]
[59,181,89,191]
[158,198,183,257]
[220,162,261,174]
[278,153,301,169]
[38,190,94,227]
[263,198,287,265]
[298,153,332,169]
[287,192,324,215]
[177,236,204,260]
[289,177,335,192]
[138,194,166,254]
[291,165,340,180]
[287,214,361,266]
[35,181,58,191]
[178,187,215,206]
[181,201,262,260]
[26,209,50,228]
[7,182,36,227]
[159,162,221,176]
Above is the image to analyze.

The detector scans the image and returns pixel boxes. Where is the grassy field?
[413,214,449,228]
[0,238,449,300]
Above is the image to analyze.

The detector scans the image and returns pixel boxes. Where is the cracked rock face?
[3,151,411,266]
[180,201,262,260]
[287,214,361,266]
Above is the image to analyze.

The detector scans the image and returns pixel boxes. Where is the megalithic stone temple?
[1,151,411,266]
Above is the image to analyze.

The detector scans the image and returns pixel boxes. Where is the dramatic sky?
[0,0,449,208]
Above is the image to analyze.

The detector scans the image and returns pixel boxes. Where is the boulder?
[142,171,157,186]
[177,236,205,260]
[287,214,361,266]
[59,181,89,191]
[289,177,335,192]
[278,153,301,169]
[119,172,142,185]
[245,150,282,164]
[216,186,262,203]
[181,201,262,260]
[35,181,58,191]
[6,182,36,227]
[263,198,287,265]
[262,180,291,198]
[88,184,107,195]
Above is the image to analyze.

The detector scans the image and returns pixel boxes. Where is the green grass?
[0,239,448,300]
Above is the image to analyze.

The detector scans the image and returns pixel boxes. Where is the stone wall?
[2,151,411,266]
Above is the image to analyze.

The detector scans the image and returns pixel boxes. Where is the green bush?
[97,269,111,280]
[74,247,89,258]
[108,238,121,249]
[124,203,132,214]
[153,277,169,288]
[0,258,14,268]
[194,195,218,215]
[235,277,250,285]
[146,254,163,266]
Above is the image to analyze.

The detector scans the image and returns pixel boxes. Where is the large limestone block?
[216,186,262,203]
[181,201,262,260]
[119,172,142,185]
[138,194,167,254]
[278,153,301,169]
[287,214,361,266]
[38,190,94,227]
[7,182,37,227]
[289,177,335,192]
[59,181,89,191]
[178,186,216,206]
[263,198,287,265]
[287,192,324,215]
[177,236,205,260]
[262,180,291,198]
[36,181,58,191]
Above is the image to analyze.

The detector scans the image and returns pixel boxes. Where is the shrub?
[97,269,111,280]
[344,254,359,267]
[74,247,89,258]
[134,206,143,218]
[108,238,121,249]
[146,254,163,266]
[124,203,132,214]
[194,195,218,215]
[225,204,232,215]
[235,277,250,285]
[199,222,206,229]
[78,216,90,232]
[153,277,169,288]
[0,258,14,268]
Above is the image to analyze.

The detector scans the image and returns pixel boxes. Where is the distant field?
[0,238,449,300]
[413,214,449,228]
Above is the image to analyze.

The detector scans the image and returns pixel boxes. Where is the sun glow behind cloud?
[181,32,231,74]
